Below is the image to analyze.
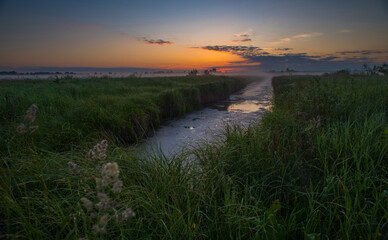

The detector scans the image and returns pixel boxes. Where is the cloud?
[199,45,269,57]
[280,37,291,42]
[273,32,323,44]
[200,45,262,52]
[235,34,250,38]
[233,54,371,71]
[336,50,388,55]
[320,56,339,61]
[231,38,252,43]
[232,30,254,43]
[293,32,323,39]
[272,38,291,45]
[234,29,253,38]
[225,60,262,67]
[344,56,370,61]
[282,53,309,57]
[196,44,383,71]
[340,29,352,33]
[275,48,293,51]
[141,37,174,45]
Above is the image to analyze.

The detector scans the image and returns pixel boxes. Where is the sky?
[0,0,387,71]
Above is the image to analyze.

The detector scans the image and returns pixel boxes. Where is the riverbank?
[0,75,249,154]
[1,74,387,239]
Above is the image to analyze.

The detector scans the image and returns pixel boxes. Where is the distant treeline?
[0,71,75,75]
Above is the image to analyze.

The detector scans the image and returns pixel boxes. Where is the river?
[138,73,275,158]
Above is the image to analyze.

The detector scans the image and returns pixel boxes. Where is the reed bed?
[0,74,386,239]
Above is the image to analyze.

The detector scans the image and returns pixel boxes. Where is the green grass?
[0,74,387,239]
[0,75,248,154]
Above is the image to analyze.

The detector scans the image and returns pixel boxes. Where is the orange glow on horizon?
[216,68,234,72]
[142,46,245,70]
[0,36,246,70]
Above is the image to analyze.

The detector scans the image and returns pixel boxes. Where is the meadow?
[0,74,387,239]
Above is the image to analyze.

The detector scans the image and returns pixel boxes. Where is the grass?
[0,75,248,154]
[0,74,387,239]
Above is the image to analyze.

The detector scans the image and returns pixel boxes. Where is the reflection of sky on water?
[227,100,272,113]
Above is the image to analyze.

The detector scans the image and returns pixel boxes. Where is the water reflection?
[227,100,272,113]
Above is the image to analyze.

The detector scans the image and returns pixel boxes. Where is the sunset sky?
[0,0,387,71]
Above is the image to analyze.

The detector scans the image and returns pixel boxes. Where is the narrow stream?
[138,74,274,157]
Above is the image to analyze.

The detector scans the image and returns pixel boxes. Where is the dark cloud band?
[196,44,386,71]
[200,45,267,57]
[336,50,388,55]
[142,37,174,45]
[231,39,252,43]
[275,48,293,51]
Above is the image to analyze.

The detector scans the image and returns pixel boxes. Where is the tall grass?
[0,74,386,239]
[0,75,248,154]
[193,74,387,239]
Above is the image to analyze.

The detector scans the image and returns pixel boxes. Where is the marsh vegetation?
[0,74,387,239]
[0,75,248,153]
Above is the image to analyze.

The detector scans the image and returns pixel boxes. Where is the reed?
[1,74,386,239]
[0,75,248,154]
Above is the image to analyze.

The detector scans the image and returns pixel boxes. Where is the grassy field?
[0,75,248,154]
[191,74,387,239]
[1,74,387,239]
